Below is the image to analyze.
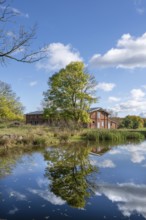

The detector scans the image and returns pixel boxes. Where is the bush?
[32,137,47,146]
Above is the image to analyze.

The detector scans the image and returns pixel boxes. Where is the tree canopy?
[0,80,24,121]
[119,115,144,129]
[0,0,45,64]
[43,61,98,126]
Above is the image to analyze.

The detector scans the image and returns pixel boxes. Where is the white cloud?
[89,33,146,69]
[108,96,121,102]
[7,31,16,38]
[136,7,145,15]
[92,143,146,218]
[109,149,121,155]
[98,159,116,168]
[95,183,146,218]
[129,144,146,164]
[10,7,29,18]
[28,188,65,205]
[29,81,37,87]
[90,157,116,168]
[134,0,145,15]
[111,88,146,115]
[28,177,65,205]
[130,89,145,100]
[0,6,29,18]
[140,112,146,118]
[112,99,146,114]
[8,207,19,215]
[96,82,116,91]
[104,141,146,166]
[36,43,83,72]
[131,152,145,163]
[37,177,50,188]
[8,190,27,201]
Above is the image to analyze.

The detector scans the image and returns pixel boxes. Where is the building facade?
[88,107,111,129]
[26,108,117,129]
[25,111,46,125]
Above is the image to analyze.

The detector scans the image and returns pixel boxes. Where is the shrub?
[32,137,47,146]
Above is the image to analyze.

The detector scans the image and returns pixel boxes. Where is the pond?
[0,140,146,220]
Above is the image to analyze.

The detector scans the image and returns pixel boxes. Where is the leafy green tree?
[44,144,98,208]
[0,80,24,121]
[119,115,144,129]
[143,118,146,128]
[43,62,97,126]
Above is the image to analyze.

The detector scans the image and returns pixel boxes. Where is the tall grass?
[85,129,144,142]
[0,122,145,150]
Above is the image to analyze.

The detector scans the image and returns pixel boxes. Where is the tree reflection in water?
[44,144,98,208]
[0,150,21,178]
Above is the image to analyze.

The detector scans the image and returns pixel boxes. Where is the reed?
[85,129,145,142]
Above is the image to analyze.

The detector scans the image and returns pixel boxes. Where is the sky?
[1,0,146,117]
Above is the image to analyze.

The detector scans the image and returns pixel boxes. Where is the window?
[97,112,100,118]
[97,122,100,128]
[101,121,104,127]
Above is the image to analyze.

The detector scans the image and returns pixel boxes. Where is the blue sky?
[1,0,146,117]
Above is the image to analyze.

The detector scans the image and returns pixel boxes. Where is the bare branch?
[0,0,18,22]
[0,0,46,64]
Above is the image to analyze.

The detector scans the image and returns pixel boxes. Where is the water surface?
[0,141,146,220]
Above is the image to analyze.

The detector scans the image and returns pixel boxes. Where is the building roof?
[25,111,43,115]
[26,107,110,115]
[88,107,110,115]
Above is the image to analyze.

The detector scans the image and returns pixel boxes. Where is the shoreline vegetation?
[0,123,146,153]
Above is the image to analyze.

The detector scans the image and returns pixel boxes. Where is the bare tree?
[0,0,45,64]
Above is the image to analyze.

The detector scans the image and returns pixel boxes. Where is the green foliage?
[125,131,144,140]
[43,61,97,125]
[119,115,144,129]
[0,81,24,121]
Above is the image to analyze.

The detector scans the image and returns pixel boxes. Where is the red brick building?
[88,107,117,129]
[25,108,117,129]
[25,111,46,125]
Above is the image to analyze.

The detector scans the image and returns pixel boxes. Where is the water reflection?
[44,145,98,208]
[94,182,146,219]
[0,140,146,220]
[0,146,46,178]
[0,149,22,178]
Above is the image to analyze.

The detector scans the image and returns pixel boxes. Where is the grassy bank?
[84,129,145,142]
[0,124,83,150]
[0,123,146,151]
